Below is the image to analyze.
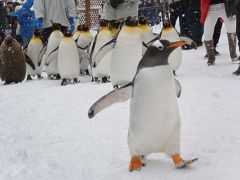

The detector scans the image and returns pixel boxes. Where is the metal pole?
[85,0,91,27]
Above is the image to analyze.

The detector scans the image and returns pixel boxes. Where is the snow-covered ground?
[1,27,240,180]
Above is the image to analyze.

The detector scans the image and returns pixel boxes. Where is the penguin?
[89,19,113,82]
[24,29,47,80]
[0,35,26,85]
[88,40,198,172]
[138,16,157,54]
[76,25,93,74]
[44,23,64,80]
[73,24,83,42]
[109,20,122,37]
[110,16,142,88]
[58,30,80,86]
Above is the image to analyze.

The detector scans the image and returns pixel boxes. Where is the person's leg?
[213,18,223,47]
[221,5,238,61]
[203,5,219,65]
[169,2,180,27]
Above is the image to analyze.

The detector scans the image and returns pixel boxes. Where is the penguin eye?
[158,46,164,50]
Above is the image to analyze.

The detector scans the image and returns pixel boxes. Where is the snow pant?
[101,1,138,21]
[203,3,235,41]
[41,25,68,45]
[213,18,223,47]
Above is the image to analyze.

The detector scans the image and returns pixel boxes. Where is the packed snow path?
[1,32,240,180]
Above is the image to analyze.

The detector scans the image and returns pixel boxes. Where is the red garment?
[200,0,211,24]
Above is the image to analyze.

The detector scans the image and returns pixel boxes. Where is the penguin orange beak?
[167,41,186,48]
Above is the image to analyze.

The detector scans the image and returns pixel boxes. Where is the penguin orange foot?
[172,154,198,168]
[129,156,145,172]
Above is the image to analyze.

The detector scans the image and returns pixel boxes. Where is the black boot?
[227,33,238,61]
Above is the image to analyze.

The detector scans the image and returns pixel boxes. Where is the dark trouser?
[213,18,223,48]
[236,1,240,52]
[41,25,68,45]
[181,2,203,46]
[169,1,182,28]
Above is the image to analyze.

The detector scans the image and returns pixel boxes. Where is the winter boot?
[227,33,238,61]
[204,40,215,65]
[233,64,240,75]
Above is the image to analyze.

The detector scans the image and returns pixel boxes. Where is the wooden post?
[85,0,91,27]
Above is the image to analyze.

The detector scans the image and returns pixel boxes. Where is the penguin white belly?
[80,56,89,71]
[161,30,182,71]
[128,66,180,156]
[92,49,112,78]
[58,38,80,79]
[110,33,142,87]
[45,31,63,75]
[26,41,43,75]
[77,33,93,48]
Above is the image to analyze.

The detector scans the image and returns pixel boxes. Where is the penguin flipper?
[93,40,115,66]
[88,84,133,118]
[179,36,197,50]
[24,53,36,70]
[38,44,47,66]
[45,46,59,64]
[45,50,58,66]
[175,79,181,98]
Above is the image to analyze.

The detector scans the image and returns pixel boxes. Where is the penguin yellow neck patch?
[139,24,150,31]
[62,37,72,41]
[164,27,173,31]
[31,37,41,43]
[122,26,140,34]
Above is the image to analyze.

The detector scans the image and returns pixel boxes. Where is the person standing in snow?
[233,0,240,75]
[9,0,37,47]
[201,0,238,66]
[101,0,139,21]
[33,0,75,44]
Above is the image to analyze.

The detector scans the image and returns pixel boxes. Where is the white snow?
[1,27,240,180]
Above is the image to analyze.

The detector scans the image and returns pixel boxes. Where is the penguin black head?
[63,30,72,37]
[82,24,89,32]
[33,29,41,37]
[139,16,147,25]
[109,20,121,30]
[137,40,186,71]
[77,24,83,31]
[51,20,61,31]
[163,19,172,28]
[99,19,109,27]
[125,16,138,27]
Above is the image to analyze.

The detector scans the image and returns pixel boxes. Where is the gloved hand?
[69,17,75,34]
[37,18,43,29]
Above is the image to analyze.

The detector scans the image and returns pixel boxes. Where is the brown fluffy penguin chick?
[0,35,26,85]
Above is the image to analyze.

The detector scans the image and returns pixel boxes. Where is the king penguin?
[73,24,83,42]
[88,40,198,171]
[138,16,156,54]
[110,16,142,88]
[58,30,80,86]
[90,19,113,82]
[76,25,93,74]
[160,19,197,75]
[44,23,64,80]
[25,29,46,80]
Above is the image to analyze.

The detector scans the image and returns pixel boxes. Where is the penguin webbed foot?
[61,79,68,86]
[129,156,145,172]
[172,154,198,169]
[102,76,110,83]
[27,74,32,80]
[37,75,43,79]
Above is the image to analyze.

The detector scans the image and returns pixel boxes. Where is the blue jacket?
[17,9,37,38]
[15,0,37,38]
